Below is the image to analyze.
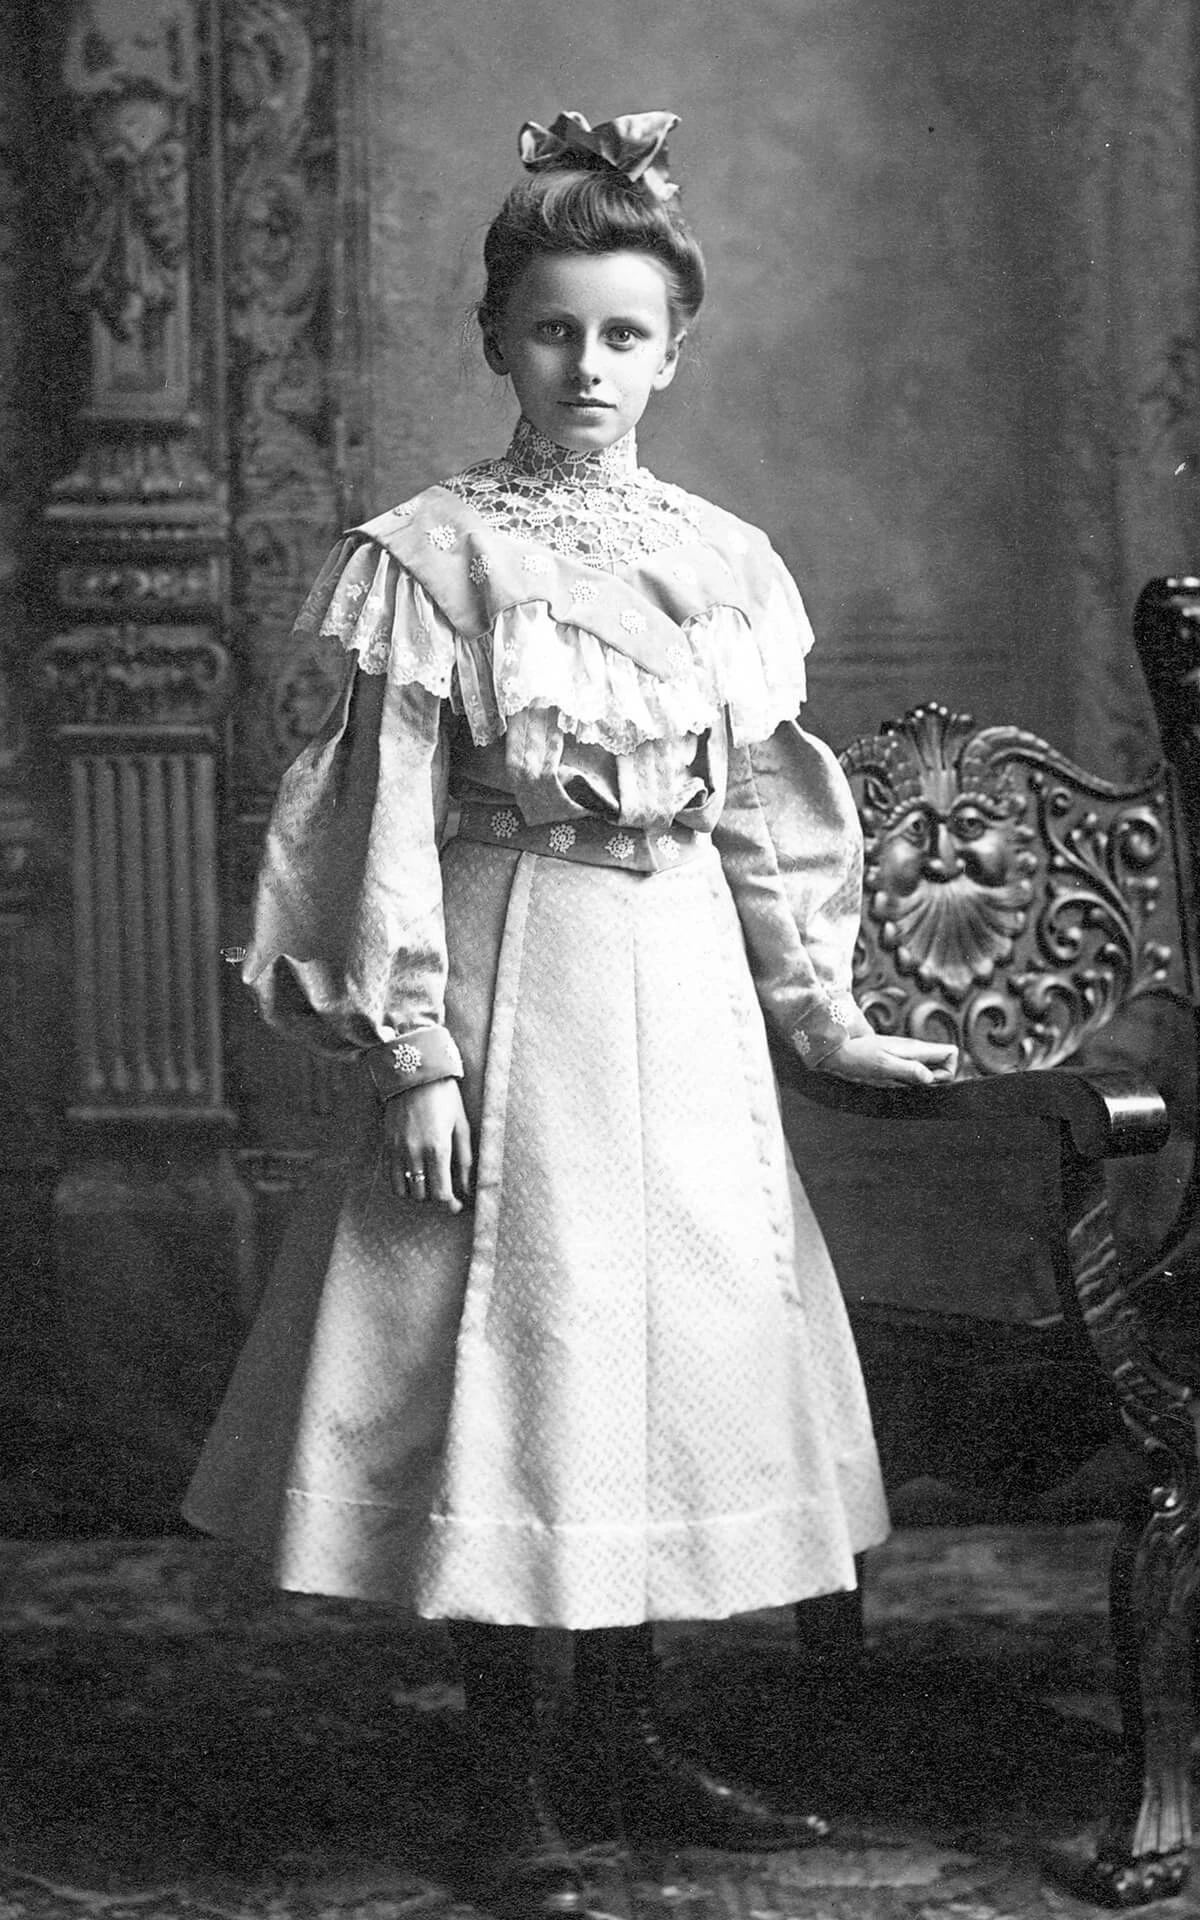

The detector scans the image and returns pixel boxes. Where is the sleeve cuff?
[787,993,867,1067]
[364,1026,464,1100]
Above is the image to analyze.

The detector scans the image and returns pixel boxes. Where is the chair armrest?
[773,1046,1168,1163]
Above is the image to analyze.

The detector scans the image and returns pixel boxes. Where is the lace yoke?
[304,414,813,755]
[442,417,702,569]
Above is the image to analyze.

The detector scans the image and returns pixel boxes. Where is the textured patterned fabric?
[186,420,887,1624]
[186,843,887,1623]
[241,670,459,1063]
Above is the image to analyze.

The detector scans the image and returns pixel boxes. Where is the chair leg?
[1077,1469,1199,1907]
[1055,1153,1200,1907]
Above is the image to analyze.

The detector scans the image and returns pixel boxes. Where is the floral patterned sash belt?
[454,802,707,874]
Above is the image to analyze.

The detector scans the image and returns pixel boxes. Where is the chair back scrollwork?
[842,703,1182,1077]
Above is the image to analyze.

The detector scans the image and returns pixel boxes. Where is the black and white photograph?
[0,4,1198,1917]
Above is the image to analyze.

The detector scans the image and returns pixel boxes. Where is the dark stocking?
[448,1620,587,1916]
[572,1622,828,1851]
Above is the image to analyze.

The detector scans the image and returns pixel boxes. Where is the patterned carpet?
[0,1524,1196,1920]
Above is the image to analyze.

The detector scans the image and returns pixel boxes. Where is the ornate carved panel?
[57,557,223,611]
[44,0,224,532]
[35,621,231,726]
[844,704,1186,1076]
[219,0,368,1162]
[223,0,368,819]
[60,0,196,414]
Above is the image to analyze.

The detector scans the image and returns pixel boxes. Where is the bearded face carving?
[849,707,1037,1003]
[868,790,1036,1001]
[842,705,1175,1074]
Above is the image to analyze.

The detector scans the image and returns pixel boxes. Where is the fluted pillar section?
[36,633,232,1123]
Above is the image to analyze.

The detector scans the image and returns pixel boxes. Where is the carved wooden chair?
[779,577,1200,1907]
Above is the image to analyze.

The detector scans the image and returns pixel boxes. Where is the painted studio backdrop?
[0,0,1197,1530]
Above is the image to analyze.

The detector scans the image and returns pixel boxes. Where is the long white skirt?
[184,839,888,1626]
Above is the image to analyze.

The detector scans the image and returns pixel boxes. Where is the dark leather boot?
[449,1621,588,1918]
[572,1623,828,1852]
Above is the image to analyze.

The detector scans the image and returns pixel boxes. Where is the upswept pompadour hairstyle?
[478,164,706,341]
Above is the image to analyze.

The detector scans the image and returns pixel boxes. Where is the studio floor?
[0,1523,1196,1920]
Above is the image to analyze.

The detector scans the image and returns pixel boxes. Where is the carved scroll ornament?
[223,0,345,805]
[225,0,323,348]
[844,704,1174,1075]
[58,558,221,609]
[34,623,230,728]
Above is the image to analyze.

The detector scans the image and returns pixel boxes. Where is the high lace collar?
[504,416,640,487]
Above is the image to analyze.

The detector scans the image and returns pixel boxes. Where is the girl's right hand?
[383,1079,474,1212]
[818,1032,958,1087]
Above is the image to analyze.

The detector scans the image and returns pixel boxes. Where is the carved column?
[33,0,252,1527]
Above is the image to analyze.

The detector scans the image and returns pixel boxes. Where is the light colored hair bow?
[518,110,681,203]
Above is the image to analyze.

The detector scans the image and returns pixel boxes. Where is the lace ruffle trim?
[312,542,808,753]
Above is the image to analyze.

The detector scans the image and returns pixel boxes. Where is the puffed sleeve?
[712,721,873,1066]
[242,538,464,1098]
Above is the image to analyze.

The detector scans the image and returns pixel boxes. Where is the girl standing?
[186,109,955,1916]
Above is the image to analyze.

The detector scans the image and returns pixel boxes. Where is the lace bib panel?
[442,417,703,570]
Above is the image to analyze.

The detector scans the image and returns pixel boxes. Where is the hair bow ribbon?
[519,110,681,202]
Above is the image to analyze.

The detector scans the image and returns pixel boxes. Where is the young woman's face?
[485,250,682,452]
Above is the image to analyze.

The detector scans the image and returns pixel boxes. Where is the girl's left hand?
[383,1078,474,1212]
[818,1033,958,1088]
